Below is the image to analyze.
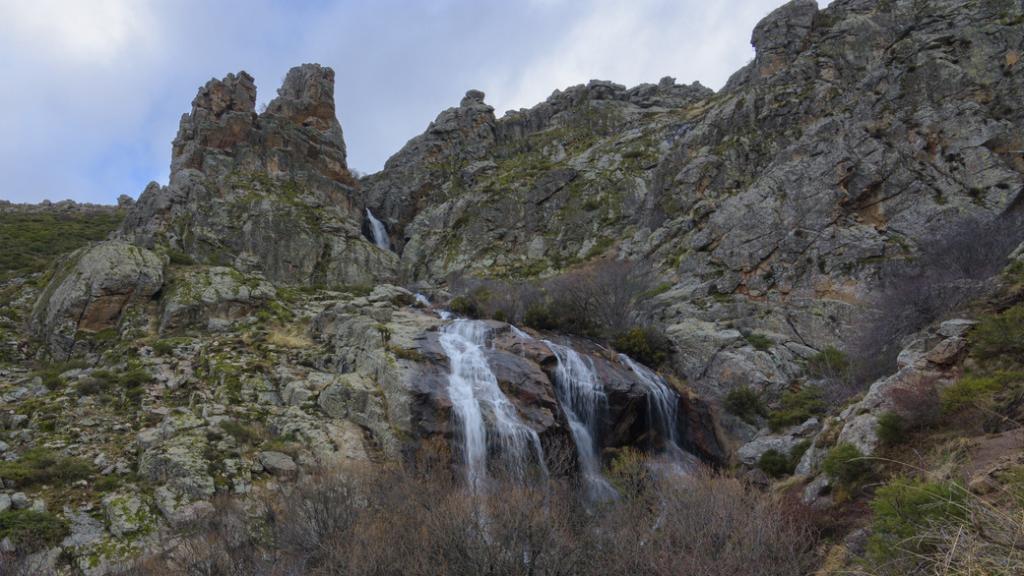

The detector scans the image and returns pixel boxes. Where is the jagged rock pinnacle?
[265,63,341,133]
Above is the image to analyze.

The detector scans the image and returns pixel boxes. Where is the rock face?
[311,303,725,470]
[31,241,163,359]
[363,0,1024,396]
[8,2,1024,570]
[159,266,276,333]
[119,64,396,287]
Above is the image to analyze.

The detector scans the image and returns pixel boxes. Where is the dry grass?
[265,324,312,349]
[112,458,819,576]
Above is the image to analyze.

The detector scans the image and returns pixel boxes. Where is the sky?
[0,0,825,204]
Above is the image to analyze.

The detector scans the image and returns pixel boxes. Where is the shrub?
[758,450,792,478]
[970,304,1024,362]
[875,412,905,447]
[757,441,811,479]
[0,510,68,553]
[743,332,773,351]
[611,326,672,367]
[607,447,650,498]
[447,260,661,341]
[821,443,874,491]
[0,448,92,488]
[129,464,820,576]
[805,346,849,379]
[523,302,560,331]
[851,213,1024,384]
[447,295,482,319]
[867,479,967,568]
[768,387,826,431]
[939,373,1014,414]
[724,386,767,424]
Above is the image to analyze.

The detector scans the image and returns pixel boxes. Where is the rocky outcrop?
[159,266,276,333]
[31,240,163,359]
[119,64,396,287]
[311,302,725,470]
[363,0,1024,401]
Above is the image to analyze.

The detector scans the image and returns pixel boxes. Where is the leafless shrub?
[851,212,1024,385]
[448,259,661,339]
[123,460,819,576]
[545,260,657,337]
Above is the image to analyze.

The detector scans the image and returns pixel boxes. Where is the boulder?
[102,492,150,537]
[31,241,163,358]
[258,451,298,479]
[159,266,276,333]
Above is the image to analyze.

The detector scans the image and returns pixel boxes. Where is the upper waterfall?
[366,208,391,251]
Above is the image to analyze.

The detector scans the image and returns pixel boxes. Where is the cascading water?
[366,209,391,250]
[440,319,547,488]
[619,354,699,471]
[544,341,618,500]
[618,354,679,446]
[509,325,533,340]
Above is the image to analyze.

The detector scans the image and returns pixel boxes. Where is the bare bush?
[851,212,1024,385]
[448,259,663,341]
[124,460,819,576]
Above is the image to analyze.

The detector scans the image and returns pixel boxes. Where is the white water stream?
[440,319,547,488]
[366,209,391,250]
[544,341,618,500]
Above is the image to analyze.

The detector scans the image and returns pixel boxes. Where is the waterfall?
[544,341,618,500]
[510,325,533,340]
[366,209,391,250]
[439,319,547,488]
[619,354,698,471]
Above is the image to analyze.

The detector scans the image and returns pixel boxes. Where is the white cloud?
[0,0,157,67]
[0,0,826,204]
[486,0,796,115]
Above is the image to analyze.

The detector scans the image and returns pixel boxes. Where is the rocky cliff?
[119,64,397,288]
[2,0,1024,573]
[365,0,1024,399]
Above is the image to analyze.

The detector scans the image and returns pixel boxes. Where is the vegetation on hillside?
[114,459,819,576]
[0,208,124,281]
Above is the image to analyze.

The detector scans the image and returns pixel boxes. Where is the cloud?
[0,0,821,204]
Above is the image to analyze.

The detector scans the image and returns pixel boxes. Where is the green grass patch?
[612,326,672,368]
[0,447,93,488]
[970,304,1024,363]
[876,412,906,447]
[0,510,68,553]
[867,478,967,567]
[822,443,874,493]
[939,371,1023,414]
[220,420,264,446]
[743,332,774,351]
[0,208,124,280]
[34,359,89,391]
[724,386,767,424]
[768,387,826,431]
[758,440,811,478]
[805,346,849,379]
